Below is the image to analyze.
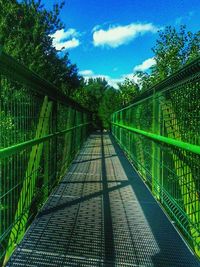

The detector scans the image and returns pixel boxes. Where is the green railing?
[111,57,200,258]
[0,50,91,265]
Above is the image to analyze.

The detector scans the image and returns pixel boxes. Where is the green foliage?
[1,1,199,128]
[118,78,139,106]
[79,77,109,112]
[98,87,121,129]
[134,71,153,93]
[138,25,200,91]
[73,77,120,129]
[152,25,200,80]
[0,0,80,96]
[73,77,140,129]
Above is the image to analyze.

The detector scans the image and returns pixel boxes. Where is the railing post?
[135,105,147,181]
[4,96,52,265]
[152,91,162,199]
[72,109,77,157]
[60,107,73,178]
[161,97,200,257]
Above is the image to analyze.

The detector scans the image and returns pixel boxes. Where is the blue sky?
[44,0,199,88]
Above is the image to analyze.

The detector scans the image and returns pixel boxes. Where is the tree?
[73,77,109,111]
[152,25,200,80]
[73,77,120,129]
[118,78,139,106]
[134,71,152,92]
[98,87,121,129]
[136,25,200,91]
[0,0,81,96]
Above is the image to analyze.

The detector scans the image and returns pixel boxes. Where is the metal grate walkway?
[7,133,200,266]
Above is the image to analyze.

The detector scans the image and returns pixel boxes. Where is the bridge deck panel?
[7,134,200,266]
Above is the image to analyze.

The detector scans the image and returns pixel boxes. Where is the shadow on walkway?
[109,133,200,267]
[9,133,200,267]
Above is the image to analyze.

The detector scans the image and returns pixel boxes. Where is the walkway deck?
[7,133,200,266]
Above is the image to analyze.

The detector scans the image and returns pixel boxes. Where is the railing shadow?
[37,181,129,217]
[36,132,199,266]
[37,132,117,265]
[72,154,117,164]
[109,133,200,267]
[101,132,116,266]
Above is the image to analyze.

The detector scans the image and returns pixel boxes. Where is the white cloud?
[104,76,122,88]
[93,23,159,48]
[133,57,156,72]
[79,70,94,76]
[50,29,77,42]
[50,28,80,51]
[79,69,140,89]
[122,73,141,84]
[54,38,80,50]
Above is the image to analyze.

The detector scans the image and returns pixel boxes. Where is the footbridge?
[0,51,200,266]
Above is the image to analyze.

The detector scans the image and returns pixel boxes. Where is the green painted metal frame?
[112,123,200,155]
[0,122,90,160]
[0,48,91,265]
[111,56,200,258]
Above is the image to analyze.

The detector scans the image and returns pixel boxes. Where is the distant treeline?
[0,0,199,129]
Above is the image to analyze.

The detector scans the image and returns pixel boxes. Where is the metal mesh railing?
[111,57,200,258]
[0,50,91,265]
